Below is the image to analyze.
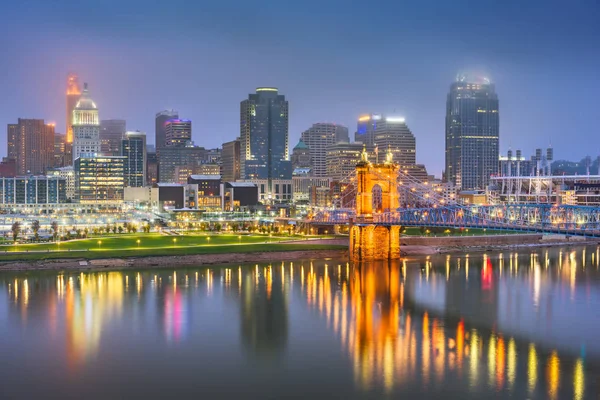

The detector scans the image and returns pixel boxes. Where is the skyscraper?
[72,83,101,160]
[100,119,126,156]
[300,123,349,177]
[6,119,55,175]
[164,119,192,147]
[75,155,125,203]
[240,88,291,180]
[354,114,381,146]
[54,133,66,168]
[122,131,147,187]
[155,110,178,149]
[445,75,499,190]
[65,73,81,165]
[65,73,81,145]
[222,138,241,182]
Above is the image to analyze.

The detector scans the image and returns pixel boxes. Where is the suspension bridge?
[307,147,600,260]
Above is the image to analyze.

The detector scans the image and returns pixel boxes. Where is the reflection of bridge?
[308,147,600,260]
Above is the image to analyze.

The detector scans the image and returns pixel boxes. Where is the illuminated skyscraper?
[445,75,499,190]
[100,119,126,156]
[6,119,55,175]
[72,83,101,160]
[155,110,178,149]
[164,119,192,147]
[121,131,147,187]
[240,87,291,180]
[65,73,81,144]
[300,123,349,177]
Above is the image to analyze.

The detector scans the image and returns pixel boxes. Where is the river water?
[1,246,599,399]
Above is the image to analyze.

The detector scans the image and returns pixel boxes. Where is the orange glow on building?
[65,72,81,144]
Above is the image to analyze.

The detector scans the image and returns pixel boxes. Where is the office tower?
[74,155,125,203]
[326,142,374,182]
[291,139,311,171]
[122,131,147,187]
[54,133,66,167]
[445,75,499,190]
[6,119,55,175]
[65,73,81,144]
[72,83,101,160]
[354,114,382,146]
[0,158,16,178]
[222,138,241,182]
[157,145,206,183]
[146,152,158,185]
[164,119,192,147]
[100,119,126,156]
[155,110,178,149]
[65,73,81,165]
[300,123,349,177]
[240,87,291,180]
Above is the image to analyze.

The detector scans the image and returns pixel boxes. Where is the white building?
[72,83,101,160]
[47,166,75,200]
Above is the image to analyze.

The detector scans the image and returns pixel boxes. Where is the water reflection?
[1,245,599,398]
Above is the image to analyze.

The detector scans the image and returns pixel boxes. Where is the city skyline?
[0,1,599,177]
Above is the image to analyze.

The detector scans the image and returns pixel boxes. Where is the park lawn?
[0,243,347,262]
[0,233,297,253]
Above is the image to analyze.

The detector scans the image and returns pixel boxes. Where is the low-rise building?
[74,155,125,204]
[0,176,66,207]
[221,182,259,211]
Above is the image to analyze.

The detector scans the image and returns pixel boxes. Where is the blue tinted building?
[240,88,291,181]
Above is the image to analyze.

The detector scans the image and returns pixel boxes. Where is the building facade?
[54,133,66,168]
[100,119,126,156]
[0,176,66,206]
[164,119,192,147]
[240,88,291,180]
[291,139,311,172]
[72,83,101,160]
[326,142,374,182]
[221,138,241,182]
[122,131,147,187]
[74,155,125,203]
[65,73,81,147]
[157,146,206,183]
[155,110,178,150]
[445,75,499,190]
[301,123,349,177]
[146,152,158,185]
[47,166,75,200]
[7,119,55,175]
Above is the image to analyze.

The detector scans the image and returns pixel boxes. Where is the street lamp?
[173,238,177,247]
[98,240,102,249]
[137,239,141,248]
[238,235,242,244]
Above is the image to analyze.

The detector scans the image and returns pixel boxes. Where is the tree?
[105,225,111,234]
[31,220,40,241]
[11,222,21,242]
[76,229,82,239]
[214,223,222,232]
[84,227,89,238]
[118,226,124,234]
[231,223,239,233]
[112,225,117,234]
[51,221,59,240]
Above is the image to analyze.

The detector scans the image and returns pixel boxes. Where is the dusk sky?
[1,0,599,176]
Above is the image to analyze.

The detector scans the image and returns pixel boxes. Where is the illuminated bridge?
[308,147,600,260]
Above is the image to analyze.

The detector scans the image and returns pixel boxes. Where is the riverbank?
[0,248,348,272]
[400,234,600,255]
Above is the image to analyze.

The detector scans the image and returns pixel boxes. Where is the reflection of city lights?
[507,339,516,390]
[528,344,538,394]
[546,351,560,400]
[573,358,585,400]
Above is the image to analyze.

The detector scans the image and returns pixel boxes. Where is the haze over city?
[1,0,599,175]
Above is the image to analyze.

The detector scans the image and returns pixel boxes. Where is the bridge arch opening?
[372,184,383,213]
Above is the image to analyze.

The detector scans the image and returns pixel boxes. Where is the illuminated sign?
[386,117,405,123]
[256,87,278,92]
[358,115,371,122]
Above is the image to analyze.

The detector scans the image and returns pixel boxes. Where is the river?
[0,246,599,399]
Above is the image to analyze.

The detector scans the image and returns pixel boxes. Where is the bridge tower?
[350,146,402,260]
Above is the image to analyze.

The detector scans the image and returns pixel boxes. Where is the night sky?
[1,0,599,176]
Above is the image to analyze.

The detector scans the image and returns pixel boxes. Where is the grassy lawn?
[0,233,346,262]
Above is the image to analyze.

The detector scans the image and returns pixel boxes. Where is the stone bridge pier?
[350,224,401,261]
